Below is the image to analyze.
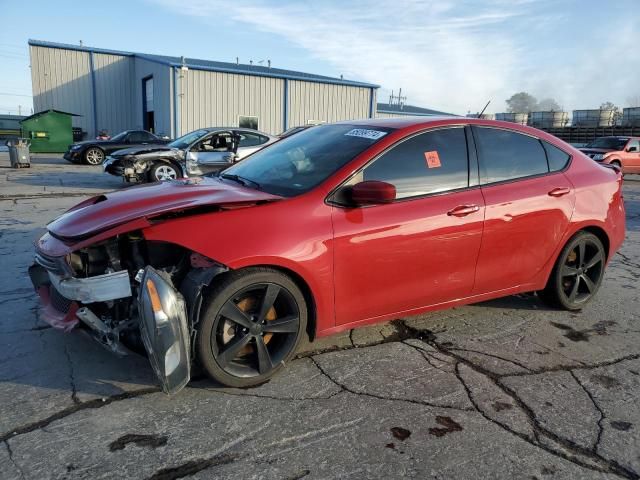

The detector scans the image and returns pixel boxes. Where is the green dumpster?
[20,110,80,153]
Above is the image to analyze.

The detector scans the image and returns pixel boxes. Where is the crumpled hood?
[111,145,178,158]
[47,177,282,240]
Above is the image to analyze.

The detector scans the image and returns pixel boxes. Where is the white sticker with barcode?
[344,129,387,140]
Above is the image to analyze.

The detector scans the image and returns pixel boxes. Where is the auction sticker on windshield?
[344,129,388,140]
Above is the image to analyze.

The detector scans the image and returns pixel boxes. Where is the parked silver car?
[103,128,278,182]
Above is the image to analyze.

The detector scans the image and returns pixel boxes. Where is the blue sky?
[0,0,638,116]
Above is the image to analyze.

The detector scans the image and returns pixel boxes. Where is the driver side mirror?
[349,181,396,206]
[627,146,638,152]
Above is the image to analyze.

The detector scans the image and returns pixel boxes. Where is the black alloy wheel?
[541,231,606,310]
[197,268,307,387]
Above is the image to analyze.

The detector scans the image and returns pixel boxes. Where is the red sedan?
[29,118,626,393]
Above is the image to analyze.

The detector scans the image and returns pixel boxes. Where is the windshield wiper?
[220,173,260,190]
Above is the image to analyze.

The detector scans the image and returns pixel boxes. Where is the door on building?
[143,76,155,133]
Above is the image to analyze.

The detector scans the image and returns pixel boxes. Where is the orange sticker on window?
[424,151,441,168]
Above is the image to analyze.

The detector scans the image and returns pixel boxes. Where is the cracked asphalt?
[1,153,639,480]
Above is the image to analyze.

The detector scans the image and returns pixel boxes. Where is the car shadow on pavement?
[473,293,553,311]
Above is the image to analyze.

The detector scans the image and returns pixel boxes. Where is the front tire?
[84,147,105,165]
[149,162,179,182]
[540,231,606,310]
[610,160,622,172]
[197,268,308,388]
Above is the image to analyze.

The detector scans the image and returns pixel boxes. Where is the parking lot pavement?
[1,153,639,479]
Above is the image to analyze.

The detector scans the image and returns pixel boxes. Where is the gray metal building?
[376,102,451,118]
[29,40,379,139]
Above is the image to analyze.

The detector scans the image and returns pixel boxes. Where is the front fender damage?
[138,254,228,395]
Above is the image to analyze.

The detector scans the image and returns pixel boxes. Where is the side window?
[127,132,147,143]
[628,139,640,152]
[238,132,266,147]
[474,127,548,184]
[200,134,230,151]
[360,127,469,199]
[543,141,571,171]
[142,131,157,141]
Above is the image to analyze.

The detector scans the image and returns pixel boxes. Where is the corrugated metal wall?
[93,53,135,135]
[30,45,94,135]
[178,69,284,135]
[133,58,172,136]
[29,46,138,138]
[30,43,376,140]
[288,81,371,127]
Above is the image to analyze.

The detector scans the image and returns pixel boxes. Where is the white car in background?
[103,128,278,182]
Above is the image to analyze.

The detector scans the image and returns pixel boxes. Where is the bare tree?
[506,93,561,113]
[600,101,622,124]
[537,98,561,111]
[506,92,537,113]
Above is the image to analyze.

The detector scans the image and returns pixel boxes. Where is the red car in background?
[29,118,626,393]
[580,136,640,173]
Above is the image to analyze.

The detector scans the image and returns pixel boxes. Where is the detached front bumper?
[28,264,80,331]
[28,263,132,329]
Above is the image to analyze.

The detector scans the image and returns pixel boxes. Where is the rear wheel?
[149,162,179,182]
[197,268,307,387]
[84,147,105,165]
[540,231,606,310]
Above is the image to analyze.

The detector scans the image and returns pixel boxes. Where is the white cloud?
[153,0,639,114]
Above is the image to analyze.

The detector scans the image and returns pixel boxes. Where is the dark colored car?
[63,130,170,165]
[103,128,277,183]
[579,136,640,174]
[29,118,625,394]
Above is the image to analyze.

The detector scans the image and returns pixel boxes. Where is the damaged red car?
[29,118,626,394]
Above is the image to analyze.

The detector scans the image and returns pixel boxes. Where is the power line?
[0,92,32,97]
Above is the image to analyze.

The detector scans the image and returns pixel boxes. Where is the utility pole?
[388,88,407,109]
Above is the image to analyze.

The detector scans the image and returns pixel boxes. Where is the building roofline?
[376,109,447,117]
[19,109,81,123]
[28,39,380,89]
[29,39,135,58]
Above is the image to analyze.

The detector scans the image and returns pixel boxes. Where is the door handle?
[447,204,480,217]
[548,187,571,197]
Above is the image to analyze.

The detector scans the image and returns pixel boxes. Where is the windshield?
[586,137,628,150]
[110,132,127,141]
[169,129,210,149]
[222,124,394,197]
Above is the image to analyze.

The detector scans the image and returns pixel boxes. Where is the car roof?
[198,127,274,137]
[333,116,581,150]
[333,116,543,132]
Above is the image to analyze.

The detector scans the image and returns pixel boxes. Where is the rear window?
[543,141,570,171]
[474,127,548,184]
